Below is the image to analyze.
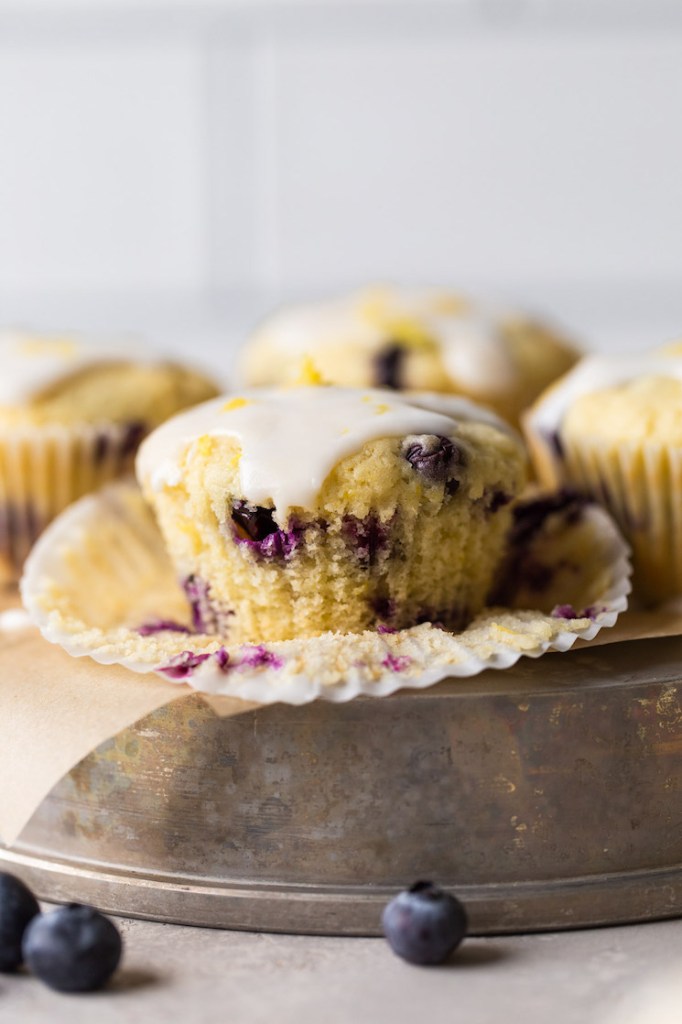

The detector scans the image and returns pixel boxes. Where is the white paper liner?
[524,404,682,606]
[21,481,631,706]
[0,420,143,583]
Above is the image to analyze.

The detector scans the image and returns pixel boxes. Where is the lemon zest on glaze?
[196,436,216,457]
[294,356,325,386]
[222,397,251,412]
[384,316,437,350]
[18,337,79,360]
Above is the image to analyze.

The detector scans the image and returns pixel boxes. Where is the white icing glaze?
[250,288,520,394]
[0,329,161,406]
[404,390,517,436]
[136,387,516,526]
[526,353,682,437]
[433,311,517,394]
[253,300,379,354]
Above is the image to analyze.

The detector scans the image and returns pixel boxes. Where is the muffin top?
[241,285,573,399]
[136,386,521,527]
[0,330,218,426]
[0,331,149,403]
[526,352,682,444]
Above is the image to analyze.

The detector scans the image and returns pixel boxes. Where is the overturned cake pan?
[1,635,682,936]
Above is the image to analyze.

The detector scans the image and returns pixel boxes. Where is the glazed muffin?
[136,387,527,642]
[0,330,219,581]
[240,286,579,425]
[524,352,682,605]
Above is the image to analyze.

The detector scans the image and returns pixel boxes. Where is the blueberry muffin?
[136,387,527,642]
[0,330,219,581]
[240,286,579,425]
[524,352,682,605]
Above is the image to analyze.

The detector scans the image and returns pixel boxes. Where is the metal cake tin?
[1,635,681,935]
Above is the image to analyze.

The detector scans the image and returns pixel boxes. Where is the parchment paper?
[0,599,258,844]
[1,595,680,846]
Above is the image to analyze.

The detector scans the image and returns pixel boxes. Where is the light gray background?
[1,0,682,361]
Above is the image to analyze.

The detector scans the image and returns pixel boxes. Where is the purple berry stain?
[382,653,411,672]
[182,575,233,634]
[342,513,390,567]
[157,651,211,680]
[552,604,598,621]
[239,645,283,670]
[215,646,231,671]
[137,619,190,637]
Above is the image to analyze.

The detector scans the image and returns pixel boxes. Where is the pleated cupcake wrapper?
[20,480,631,705]
[540,434,682,607]
[0,421,142,584]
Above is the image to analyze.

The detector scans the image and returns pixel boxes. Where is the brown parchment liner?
[1,483,678,845]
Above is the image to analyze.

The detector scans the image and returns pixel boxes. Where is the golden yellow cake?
[524,352,682,606]
[239,286,579,425]
[136,387,527,642]
[0,330,219,580]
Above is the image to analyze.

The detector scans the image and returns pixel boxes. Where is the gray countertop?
[1,914,680,1024]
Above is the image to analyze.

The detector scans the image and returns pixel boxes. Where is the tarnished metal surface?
[2,636,682,935]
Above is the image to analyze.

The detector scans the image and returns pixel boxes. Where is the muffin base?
[21,481,630,704]
[0,420,146,584]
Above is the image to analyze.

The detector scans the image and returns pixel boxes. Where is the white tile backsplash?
[0,5,681,348]
[265,31,682,291]
[0,41,206,292]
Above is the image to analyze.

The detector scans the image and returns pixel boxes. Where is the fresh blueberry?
[403,435,464,484]
[382,881,468,965]
[230,503,304,560]
[119,420,147,459]
[0,872,40,972]
[486,489,512,513]
[22,903,123,993]
[231,501,279,542]
[549,429,565,459]
[374,343,405,389]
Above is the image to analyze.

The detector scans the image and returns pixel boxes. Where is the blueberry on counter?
[22,903,122,993]
[382,881,468,965]
[0,872,40,972]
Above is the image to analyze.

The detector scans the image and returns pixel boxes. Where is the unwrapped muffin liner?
[525,422,682,606]
[21,480,631,706]
[0,421,144,584]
